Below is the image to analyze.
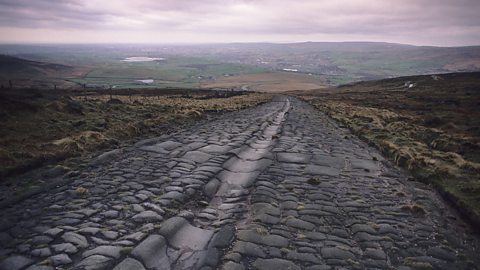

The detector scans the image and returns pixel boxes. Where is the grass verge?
[294,72,480,228]
[0,88,271,179]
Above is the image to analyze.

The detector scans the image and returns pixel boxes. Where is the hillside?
[0,54,76,88]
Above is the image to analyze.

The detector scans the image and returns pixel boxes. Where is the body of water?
[136,79,154,84]
[122,57,165,62]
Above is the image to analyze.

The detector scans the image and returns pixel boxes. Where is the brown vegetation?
[0,88,271,179]
[294,72,480,226]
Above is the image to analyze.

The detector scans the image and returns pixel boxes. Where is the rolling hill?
[0,42,479,89]
[0,54,75,88]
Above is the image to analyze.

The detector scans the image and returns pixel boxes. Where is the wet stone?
[77,255,113,270]
[354,232,382,242]
[305,165,340,177]
[224,252,242,263]
[223,261,245,270]
[133,211,163,223]
[178,210,195,221]
[83,246,123,259]
[204,179,221,198]
[102,210,119,218]
[0,255,33,270]
[113,258,146,270]
[427,246,457,261]
[378,224,397,234]
[182,151,213,163]
[285,217,315,230]
[237,230,289,248]
[351,224,377,235]
[132,204,145,212]
[78,227,101,235]
[52,243,78,254]
[142,202,166,215]
[305,266,332,270]
[44,228,63,237]
[232,241,266,258]
[155,140,183,151]
[158,217,188,238]
[61,232,88,248]
[31,248,51,257]
[254,214,280,225]
[25,265,54,270]
[331,229,349,238]
[50,253,72,266]
[160,191,186,201]
[166,222,213,251]
[269,247,282,257]
[364,248,387,260]
[286,251,321,264]
[16,244,31,253]
[55,218,81,226]
[281,201,298,210]
[131,235,169,270]
[350,159,379,172]
[277,153,311,163]
[32,235,53,245]
[298,247,316,253]
[321,247,355,260]
[252,258,300,270]
[364,259,389,268]
[101,231,119,240]
[210,225,235,248]
[0,232,13,247]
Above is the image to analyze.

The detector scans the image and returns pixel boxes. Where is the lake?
[122,57,165,62]
[136,79,154,84]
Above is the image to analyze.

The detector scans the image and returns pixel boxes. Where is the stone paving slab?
[0,96,479,270]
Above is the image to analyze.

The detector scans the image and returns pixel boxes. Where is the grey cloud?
[0,0,128,28]
[0,0,479,45]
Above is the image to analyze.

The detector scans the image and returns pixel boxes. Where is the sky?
[0,0,479,46]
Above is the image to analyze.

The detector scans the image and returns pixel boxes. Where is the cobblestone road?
[0,96,479,270]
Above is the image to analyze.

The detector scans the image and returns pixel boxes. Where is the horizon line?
[1,40,480,48]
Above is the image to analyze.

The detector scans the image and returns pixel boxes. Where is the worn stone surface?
[76,255,113,270]
[61,232,88,248]
[49,254,72,266]
[131,235,168,269]
[82,246,123,259]
[0,96,479,270]
[252,258,301,270]
[0,255,33,270]
[113,258,146,270]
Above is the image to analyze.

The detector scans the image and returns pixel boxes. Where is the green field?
[1,43,479,89]
[71,57,266,89]
[0,46,268,89]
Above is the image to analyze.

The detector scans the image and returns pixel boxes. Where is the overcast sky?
[0,0,479,46]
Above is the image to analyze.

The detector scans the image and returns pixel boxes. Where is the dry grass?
[0,88,271,179]
[295,72,480,227]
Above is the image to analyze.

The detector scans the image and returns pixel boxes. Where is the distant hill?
[0,54,76,88]
[185,42,480,85]
[0,54,72,79]
[0,42,479,87]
